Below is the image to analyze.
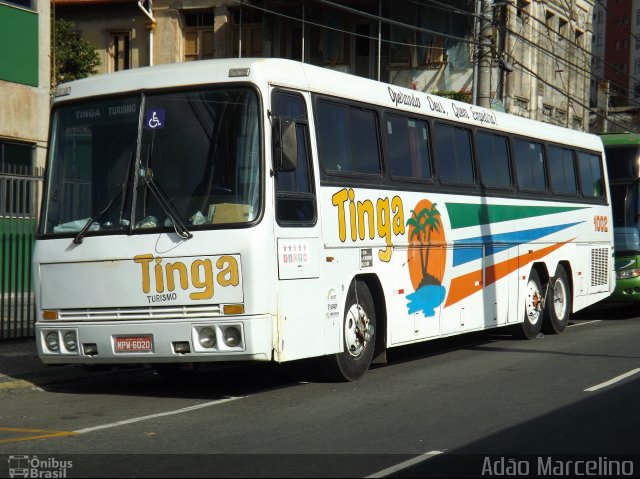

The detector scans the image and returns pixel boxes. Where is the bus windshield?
[605,145,640,182]
[606,144,640,254]
[610,180,640,254]
[42,87,261,237]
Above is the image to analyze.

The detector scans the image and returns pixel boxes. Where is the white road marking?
[74,396,245,434]
[366,451,443,478]
[567,320,601,328]
[585,368,640,392]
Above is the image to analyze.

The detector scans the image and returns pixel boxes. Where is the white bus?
[35,58,614,381]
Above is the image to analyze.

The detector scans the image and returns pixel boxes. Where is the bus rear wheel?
[542,266,571,334]
[327,281,376,382]
[515,269,544,340]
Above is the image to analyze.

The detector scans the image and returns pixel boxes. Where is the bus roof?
[53,57,603,152]
[600,132,640,147]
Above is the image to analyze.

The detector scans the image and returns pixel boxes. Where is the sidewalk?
[0,339,45,377]
[0,339,154,390]
[0,339,83,388]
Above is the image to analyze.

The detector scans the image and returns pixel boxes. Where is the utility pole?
[476,0,492,108]
[598,80,610,133]
[138,0,155,66]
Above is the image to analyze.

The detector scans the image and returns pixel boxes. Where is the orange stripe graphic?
[445,239,574,308]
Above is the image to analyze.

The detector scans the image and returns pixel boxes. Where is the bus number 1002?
[594,215,608,232]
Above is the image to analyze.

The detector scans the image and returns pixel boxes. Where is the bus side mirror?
[273,117,298,172]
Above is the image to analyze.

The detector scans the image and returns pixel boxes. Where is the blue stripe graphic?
[452,222,583,266]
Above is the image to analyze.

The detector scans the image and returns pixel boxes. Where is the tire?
[326,281,376,382]
[514,269,544,340]
[542,266,571,334]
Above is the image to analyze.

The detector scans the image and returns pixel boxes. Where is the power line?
[592,0,640,100]
[504,26,640,130]
[595,0,640,43]
[234,0,636,130]
[416,0,640,99]
[502,24,595,115]
[380,0,637,130]
[358,0,639,108]
[508,0,640,100]
[539,15,584,122]
[506,3,640,113]
[310,0,480,46]
[512,59,639,133]
[406,0,480,20]
[503,5,609,83]
[229,0,474,53]
[390,0,610,114]
[504,24,592,84]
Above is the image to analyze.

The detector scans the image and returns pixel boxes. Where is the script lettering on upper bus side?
[451,103,470,120]
[387,87,421,109]
[470,107,497,125]
[426,96,446,115]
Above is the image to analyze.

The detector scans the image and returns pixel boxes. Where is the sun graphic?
[406,199,447,292]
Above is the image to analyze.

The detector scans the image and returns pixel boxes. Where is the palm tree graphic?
[407,203,442,288]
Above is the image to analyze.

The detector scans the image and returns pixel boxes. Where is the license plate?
[115,336,153,353]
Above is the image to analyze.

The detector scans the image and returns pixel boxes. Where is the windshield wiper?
[141,167,192,239]
[73,152,133,245]
[73,189,123,244]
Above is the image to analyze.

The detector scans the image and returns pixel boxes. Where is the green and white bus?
[34,58,614,381]
[601,133,640,302]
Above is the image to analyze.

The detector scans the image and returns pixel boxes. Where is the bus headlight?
[63,332,78,351]
[45,332,60,352]
[198,328,216,349]
[616,268,640,280]
[223,327,241,347]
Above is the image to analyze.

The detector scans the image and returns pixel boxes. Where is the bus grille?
[57,305,222,321]
[590,247,609,287]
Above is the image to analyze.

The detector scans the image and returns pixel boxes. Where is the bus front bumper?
[35,314,273,365]
[608,278,640,302]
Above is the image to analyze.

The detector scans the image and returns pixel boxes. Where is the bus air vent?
[590,247,609,288]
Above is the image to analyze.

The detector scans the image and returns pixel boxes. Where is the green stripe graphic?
[446,203,588,229]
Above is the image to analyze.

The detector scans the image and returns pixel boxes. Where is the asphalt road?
[0,302,638,478]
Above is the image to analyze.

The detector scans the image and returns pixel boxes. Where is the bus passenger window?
[317,101,351,172]
[316,100,381,175]
[578,152,605,198]
[385,113,432,180]
[476,131,511,189]
[433,123,474,185]
[350,108,381,174]
[548,146,577,195]
[513,139,546,191]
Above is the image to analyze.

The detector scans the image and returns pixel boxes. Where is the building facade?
[0,0,50,173]
[602,0,632,104]
[501,0,593,130]
[633,0,640,101]
[53,0,595,131]
[590,0,640,132]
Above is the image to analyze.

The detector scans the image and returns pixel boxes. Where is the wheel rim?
[344,303,370,358]
[525,279,542,325]
[552,278,567,320]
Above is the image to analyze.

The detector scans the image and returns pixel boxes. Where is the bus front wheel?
[542,266,571,334]
[327,281,376,382]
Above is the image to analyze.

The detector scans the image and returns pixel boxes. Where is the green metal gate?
[1,165,43,340]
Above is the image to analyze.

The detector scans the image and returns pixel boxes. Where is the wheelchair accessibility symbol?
[145,109,165,130]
